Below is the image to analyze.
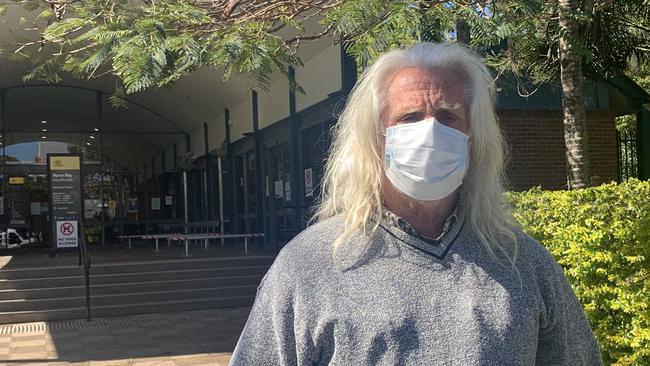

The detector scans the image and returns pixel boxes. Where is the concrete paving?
[0,307,251,366]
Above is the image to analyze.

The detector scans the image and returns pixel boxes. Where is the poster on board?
[128,198,138,213]
[304,168,314,197]
[284,181,292,202]
[274,180,283,199]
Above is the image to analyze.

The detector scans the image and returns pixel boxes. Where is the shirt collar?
[379,198,464,259]
[382,204,459,243]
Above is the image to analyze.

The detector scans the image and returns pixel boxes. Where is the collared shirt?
[382,203,459,246]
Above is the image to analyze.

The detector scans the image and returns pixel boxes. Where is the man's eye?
[398,113,419,122]
[436,112,459,125]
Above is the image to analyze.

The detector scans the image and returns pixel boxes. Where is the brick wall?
[497,109,618,191]
[587,112,619,186]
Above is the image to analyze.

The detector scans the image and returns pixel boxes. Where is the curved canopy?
[0,3,330,169]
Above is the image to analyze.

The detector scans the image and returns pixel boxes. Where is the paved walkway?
[0,307,251,365]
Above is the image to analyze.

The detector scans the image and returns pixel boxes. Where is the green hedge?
[506,179,650,365]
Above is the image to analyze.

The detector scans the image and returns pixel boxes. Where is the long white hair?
[313,42,518,265]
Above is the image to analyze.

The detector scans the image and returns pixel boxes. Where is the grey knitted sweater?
[229,213,601,365]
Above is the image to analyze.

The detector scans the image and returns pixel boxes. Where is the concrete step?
[0,274,265,300]
[0,295,255,324]
[0,255,273,324]
[0,285,258,312]
[91,295,256,319]
[91,285,257,307]
[90,266,270,285]
[0,306,87,324]
[0,265,269,290]
[0,266,82,281]
[0,275,84,290]
[0,256,275,280]
[91,274,263,296]
[91,256,275,275]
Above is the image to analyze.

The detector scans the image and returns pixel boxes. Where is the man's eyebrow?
[388,101,465,119]
[435,101,463,111]
[394,100,463,111]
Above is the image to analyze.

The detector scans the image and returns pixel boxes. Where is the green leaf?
[43,17,89,42]
[36,8,52,20]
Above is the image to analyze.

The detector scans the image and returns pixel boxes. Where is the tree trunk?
[558,0,591,189]
[456,18,470,44]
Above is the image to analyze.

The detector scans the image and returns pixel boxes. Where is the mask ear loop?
[376,119,390,169]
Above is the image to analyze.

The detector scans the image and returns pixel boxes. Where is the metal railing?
[616,130,638,182]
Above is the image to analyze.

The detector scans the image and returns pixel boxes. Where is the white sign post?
[56,220,79,248]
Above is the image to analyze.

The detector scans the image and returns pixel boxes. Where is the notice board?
[48,154,83,249]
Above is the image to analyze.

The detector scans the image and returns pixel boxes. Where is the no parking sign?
[56,220,78,248]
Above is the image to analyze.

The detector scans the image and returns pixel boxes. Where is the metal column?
[218,156,225,246]
[288,67,303,232]
[97,92,106,246]
[204,122,214,220]
[183,170,189,233]
[252,91,265,242]
[225,109,238,235]
[1,90,6,244]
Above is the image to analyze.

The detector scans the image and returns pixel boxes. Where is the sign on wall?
[9,177,24,185]
[48,155,83,249]
[274,180,283,199]
[284,181,291,202]
[8,179,29,225]
[127,198,138,213]
[304,168,314,197]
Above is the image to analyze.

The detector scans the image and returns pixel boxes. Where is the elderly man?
[229,42,601,365]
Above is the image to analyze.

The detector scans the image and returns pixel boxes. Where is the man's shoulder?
[286,216,345,252]
[270,216,345,273]
[512,228,563,274]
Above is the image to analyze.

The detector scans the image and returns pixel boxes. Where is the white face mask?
[384,118,469,201]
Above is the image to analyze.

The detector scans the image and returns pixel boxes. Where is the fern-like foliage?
[0,0,648,97]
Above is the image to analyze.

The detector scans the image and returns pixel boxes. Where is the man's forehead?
[387,67,459,90]
[387,68,464,100]
[391,94,464,111]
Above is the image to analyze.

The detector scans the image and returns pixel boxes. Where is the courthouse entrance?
[0,85,187,255]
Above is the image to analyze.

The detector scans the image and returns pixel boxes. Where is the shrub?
[506,179,650,365]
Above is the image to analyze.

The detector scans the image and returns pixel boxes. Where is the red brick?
[497,110,617,191]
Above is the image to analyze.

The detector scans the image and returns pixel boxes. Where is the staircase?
[0,256,274,324]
